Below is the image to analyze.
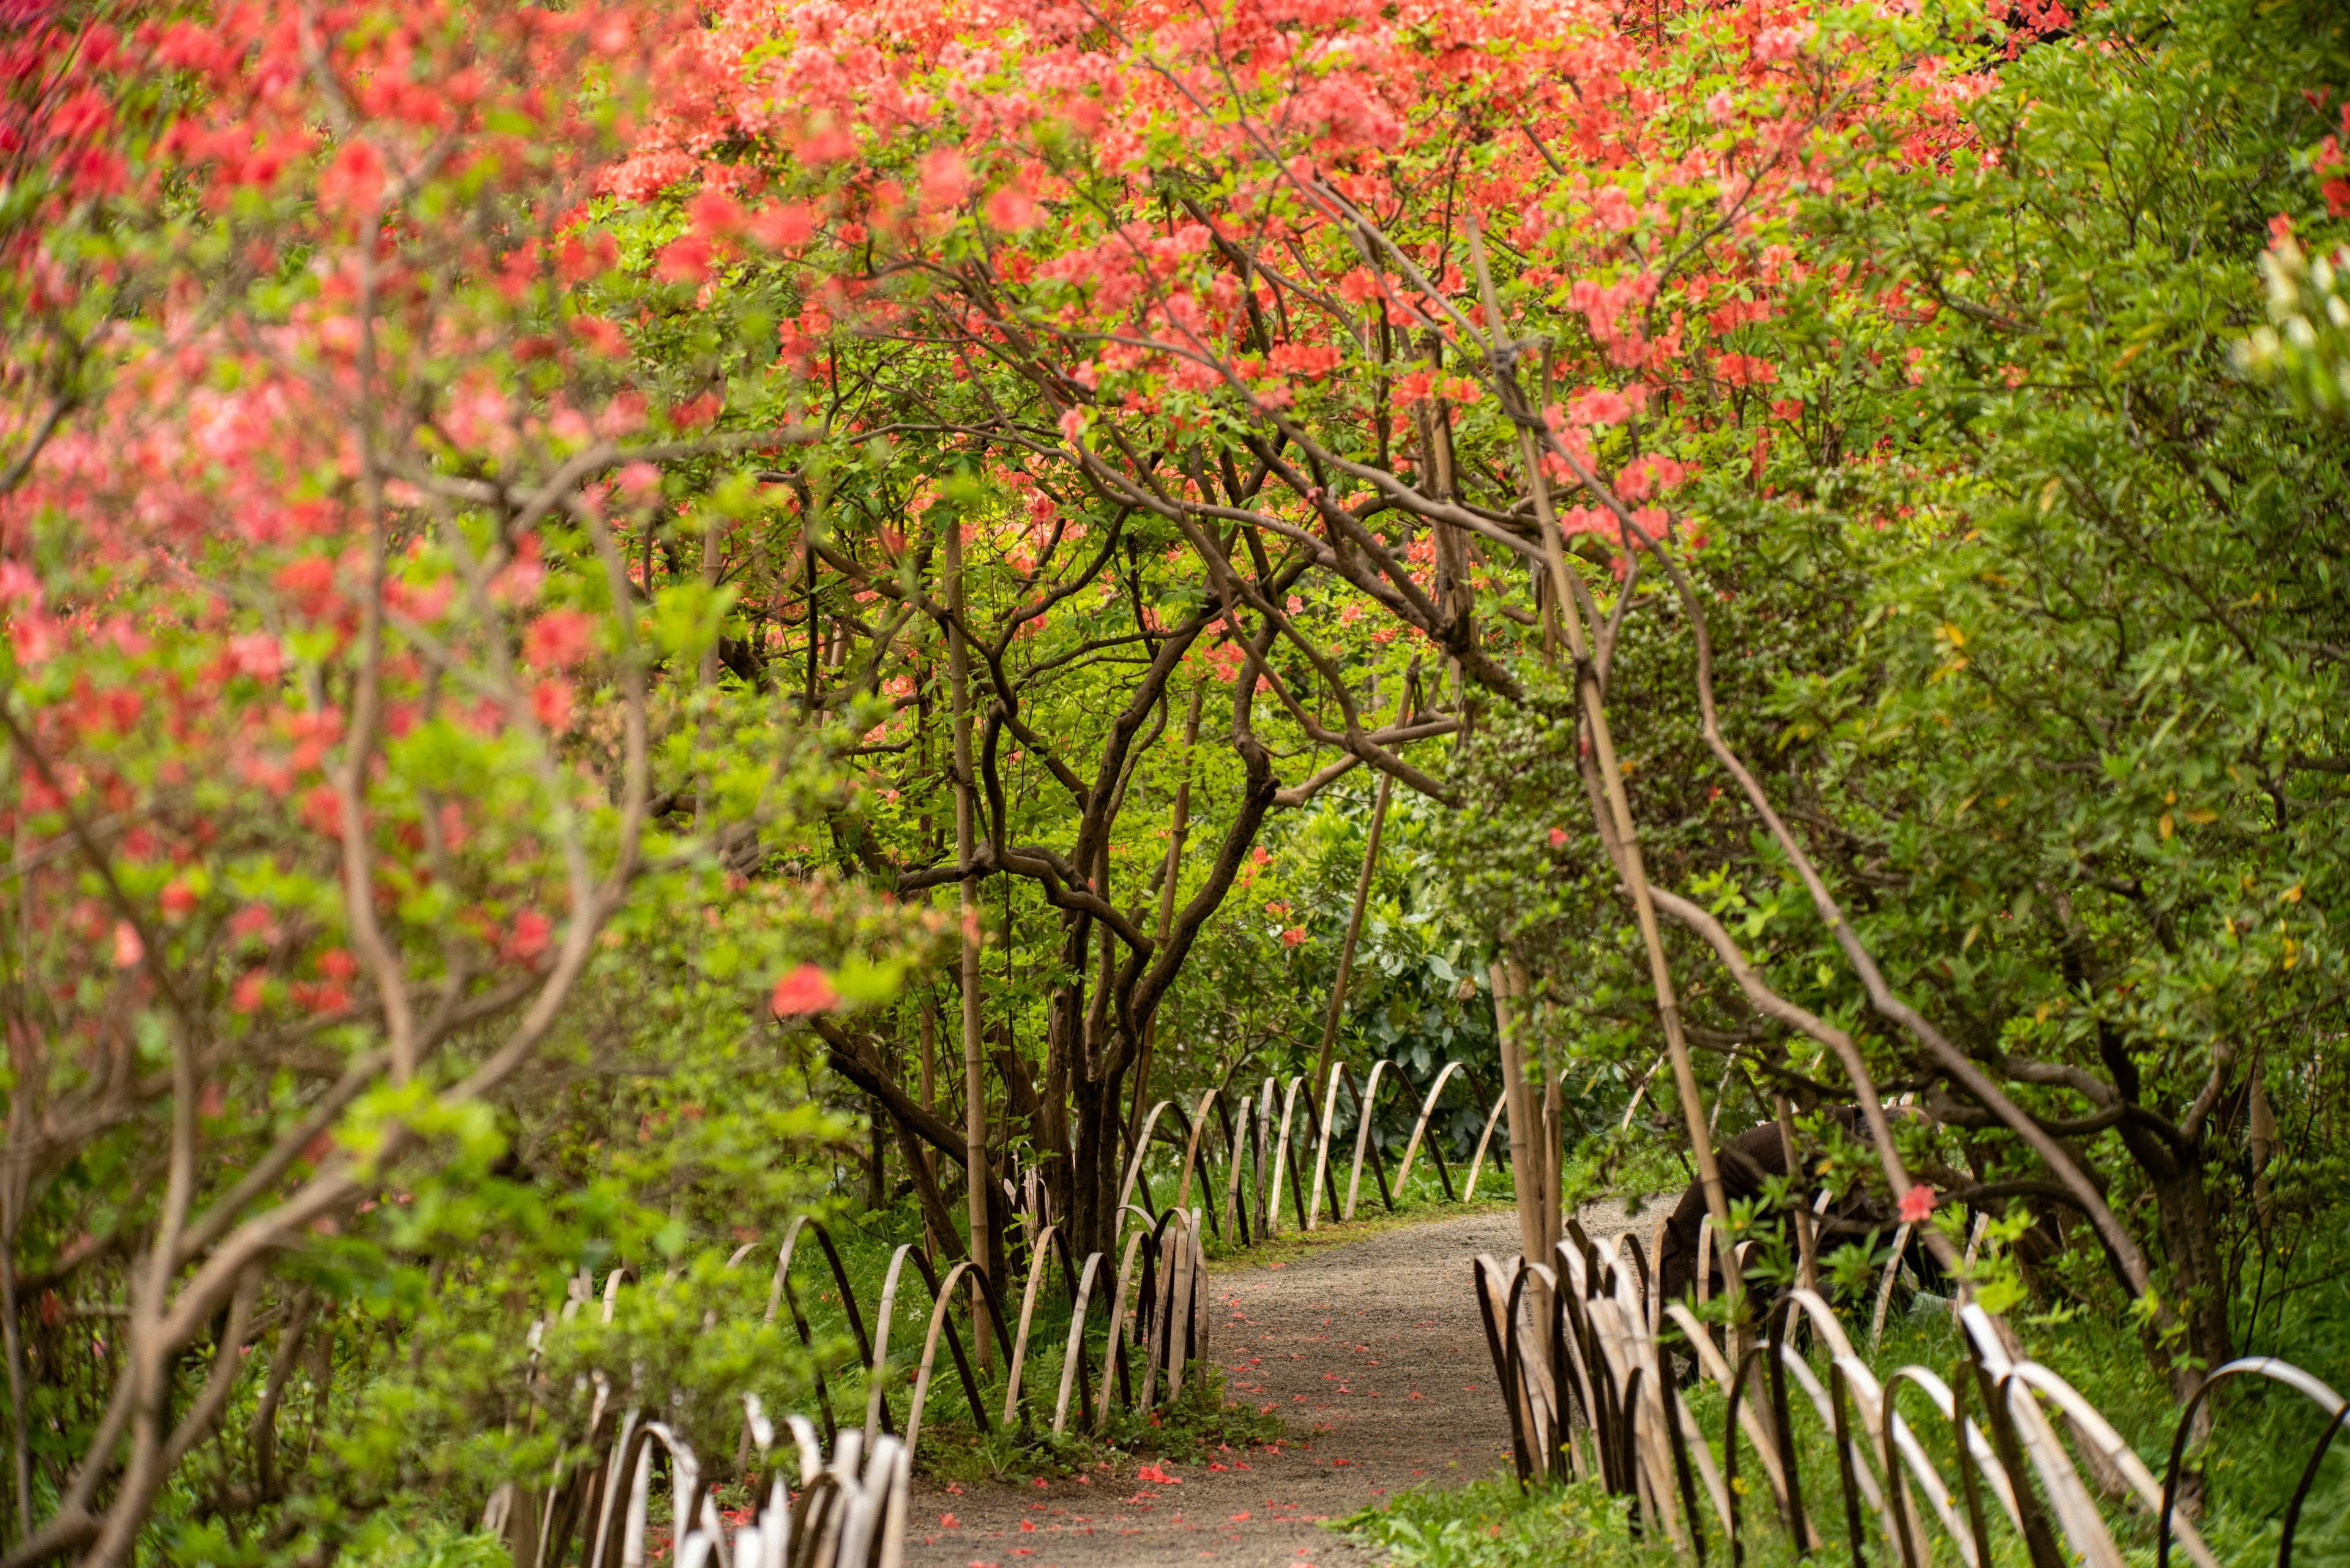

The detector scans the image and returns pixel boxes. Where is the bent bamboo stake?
[1185,1206,1210,1384]
[1255,1077,1277,1234]
[1490,1256,1563,1474]
[613,1421,698,1568]
[1786,1288,2019,1568]
[1223,1091,1253,1240]
[1463,1084,1509,1202]
[2004,1361,2217,1568]
[902,1260,984,1461]
[1265,1076,1304,1233]
[1773,1340,1898,1541]
[1646,1211,1672,1339]
[1051,1252,1103,1435]
[1342,1059,1394,1221]
[874,1439,911,1568]
[1116,1098,1175,1238]
[1878,1365,1994,1568]
[1587,1277,1684,1547]
[1974,1326,2209,1568]
[1671,1383,1735,1541]
[1140,1209,1189,1407]
[862,1244,920,1450]
[1870,1220,1914,1355]
[1663,1301,1807,1537]
[1393,1059,1466,1197]
[1001,1225,1061,1424]
[1094,1214,1156,1421]
[1545,1242,1605,1481]
[1694,1214,1714,1307]
[1174,1086,1220,1215]
[1307,1070,1345,1230]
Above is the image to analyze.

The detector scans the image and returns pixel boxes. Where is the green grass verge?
[1338,1300,2350,1568]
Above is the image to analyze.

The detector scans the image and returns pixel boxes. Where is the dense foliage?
[4,0,2349,1559]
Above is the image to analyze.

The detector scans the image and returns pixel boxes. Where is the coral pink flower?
[770,963,840,1015]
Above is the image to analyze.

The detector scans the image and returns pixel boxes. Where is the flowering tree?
[1425,0,2350,1387]
[0,2,947,1558]
[12,0,2341,1550]
[1701,0,2350,1381]
[594,0,2003,1273]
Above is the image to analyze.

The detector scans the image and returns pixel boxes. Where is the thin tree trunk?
[1128,689,1205,1162]
[2149,1151,2233,1379]
[1519,964,1561,1266]
[916,666,941,1255]
[693,512,723,826]
[801,546,818,714]
[1311,678,1412,1103]
[0,1206,25,1548]
[890,1113,964,1263]
[917,987,940,1258]
[2250,1055,2275,1233]
[1420,339,1474,739]
[1774,1092,1819,1293]
[1468,214,1742,1331]
[1492,965,1547,1294]
[945,513,993,1370]
[2,794,28,1546]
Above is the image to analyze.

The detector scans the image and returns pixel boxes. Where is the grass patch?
[1337,1296,2350,1568]
[331,1521,515,1568]
[1343,1473,1663,1568]
[914,1365,1291,1485]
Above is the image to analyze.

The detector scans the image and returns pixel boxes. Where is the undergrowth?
[914,1365,1289,1485]
[1342,1288,2350,1568]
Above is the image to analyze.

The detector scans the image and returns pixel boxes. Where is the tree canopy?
[3,0,2349,1558]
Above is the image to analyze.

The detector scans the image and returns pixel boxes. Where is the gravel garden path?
[901,1201,1644,1568]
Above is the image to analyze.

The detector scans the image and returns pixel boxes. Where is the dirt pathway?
[903,1202,1645,1568]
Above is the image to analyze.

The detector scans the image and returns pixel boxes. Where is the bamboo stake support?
[1310,673,1415,1104]
[1491,962,1552,1378]
[944,511,991,1370]
[1464,209,1743,1334]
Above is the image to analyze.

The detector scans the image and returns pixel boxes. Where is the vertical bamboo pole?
[1310,677,1416,1105]
[917,989,941,1255]
[945,512,992,1370]
[1773,1091,1819,1293]
[692,511,725,829]
[1130,688,1206,1163]
[915,660,942,1258]
[1517,965,1561,1264]
[1465,211,1742,1333]
[2250,1051,2275,1234]
[1311,774,1389,1102]
[1491,963,1556,1471]
[5,775,35,1540]
[920,993,938,1148]
[1491,967,1546,1277]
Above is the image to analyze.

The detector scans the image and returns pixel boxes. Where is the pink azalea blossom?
[770,963,840,1015]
